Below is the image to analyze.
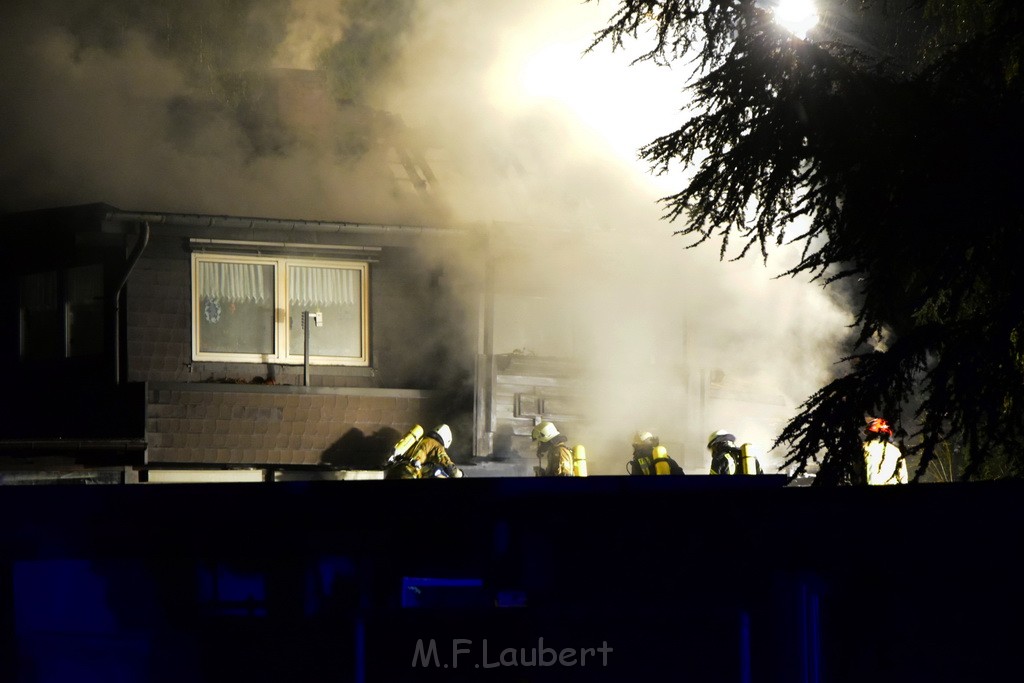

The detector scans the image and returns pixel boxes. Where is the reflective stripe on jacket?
[539,442,575,476]
[863,439,907,485]
[386,436,460,479]
[710,452,737,475]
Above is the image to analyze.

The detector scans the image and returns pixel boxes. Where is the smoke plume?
[0,0,854,473]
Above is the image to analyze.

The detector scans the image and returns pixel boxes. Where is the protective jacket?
[629,445,684,475]
[709,447,738,475]
[629,445,655,475]
[709,446,764,475]
[536,435,574,476]
[385,435,461,480]
[863,438,907,485]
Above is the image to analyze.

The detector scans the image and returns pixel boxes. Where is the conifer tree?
[590,0,1024,482]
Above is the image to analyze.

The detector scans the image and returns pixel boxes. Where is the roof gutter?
[104,210,472,237]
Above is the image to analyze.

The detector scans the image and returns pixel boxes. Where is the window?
[192,254,369,366]
[19,264,104,360]
[20,270,62,360]
[67,264,105,357]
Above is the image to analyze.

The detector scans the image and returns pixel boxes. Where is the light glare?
[774,0,819,39]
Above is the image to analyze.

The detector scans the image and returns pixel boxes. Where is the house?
[1,199,800,482]
[2,200,806,483]
[0,64,805,482]
[0,202,484,482]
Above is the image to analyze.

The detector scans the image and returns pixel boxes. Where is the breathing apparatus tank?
[572,444,588,477]
[392,424,424,459]
[652,445,673,475]
[740,443,758,475]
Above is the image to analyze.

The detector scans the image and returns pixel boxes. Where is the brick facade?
[124,229,474,468]
[146,383,442,467]
[126,236,405,387]
[0,206,479,473]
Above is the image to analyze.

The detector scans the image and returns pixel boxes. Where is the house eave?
[103,209,472,239]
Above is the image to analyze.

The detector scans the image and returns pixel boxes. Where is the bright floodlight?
[774,0,819,39]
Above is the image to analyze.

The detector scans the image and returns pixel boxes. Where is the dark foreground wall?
[2,476,1021,682]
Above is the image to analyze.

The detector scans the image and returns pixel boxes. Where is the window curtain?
[288,266,359,307]
[199,262,268,303]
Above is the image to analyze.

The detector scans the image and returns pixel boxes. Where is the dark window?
[19,265,105,360]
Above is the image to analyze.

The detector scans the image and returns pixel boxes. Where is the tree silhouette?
[590,0,1024,483]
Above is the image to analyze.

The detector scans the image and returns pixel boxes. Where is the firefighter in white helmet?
[385,424,463,479]
[707,429,764,475]
[862,417,907,485]
[531,421,575,476]
[385,424,424,468]
[628,431,684,475]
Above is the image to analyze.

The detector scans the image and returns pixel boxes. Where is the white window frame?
[191,253,369,366]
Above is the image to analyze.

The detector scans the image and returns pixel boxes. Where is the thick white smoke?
[382,0,853,472]
[273,0,345,70]
[0,0,438,224]
[0,0,854,473]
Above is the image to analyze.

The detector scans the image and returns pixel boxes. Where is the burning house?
[0,198,800,482]
[0,201,478,482]
[0,39,836,483]
[3,7,1017,683]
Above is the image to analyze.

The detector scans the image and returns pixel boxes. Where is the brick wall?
[125,235,477,390]
[126,232,478,467]
[146,384,443,467]
[127,248,192,384]
[124,241,385,387]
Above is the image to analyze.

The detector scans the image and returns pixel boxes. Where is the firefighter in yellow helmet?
[531,421,574,476]
[862,417,907,485]
[707,429,764,475]
[384,424,463,479]
[628,431,684,475]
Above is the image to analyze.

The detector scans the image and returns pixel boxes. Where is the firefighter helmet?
[532,421,560,443]
[707,429,737,449]
[866,417,893,437]
[433,424,453,449]
[633,431,658,447]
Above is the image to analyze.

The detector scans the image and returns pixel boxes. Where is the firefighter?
[862,417,907,485]
[707,429,764,475]
[628,431,684,475]
[384,424,463,479]
[531,421,575,476]
[385,424,423,468]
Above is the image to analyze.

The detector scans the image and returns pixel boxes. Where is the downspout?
[476,251,496,458]
[113,221,150,385]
